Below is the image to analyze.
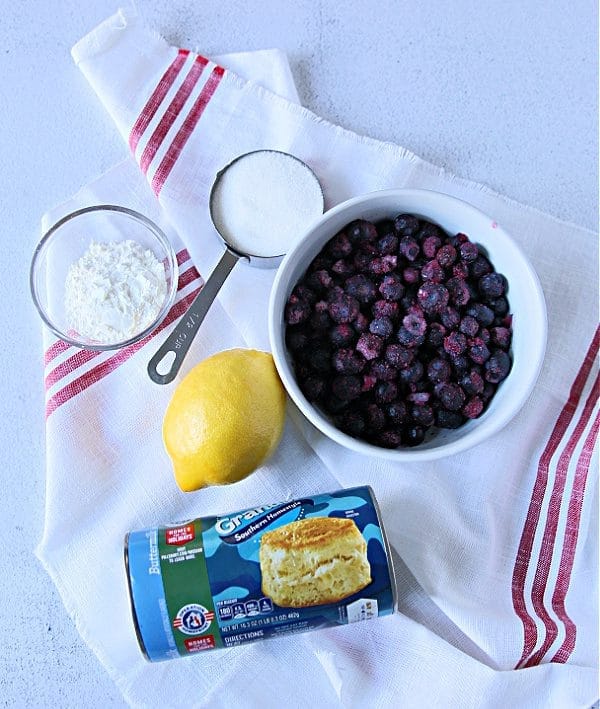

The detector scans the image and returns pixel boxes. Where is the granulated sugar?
[210,151,323,257]
[64,240,167,344]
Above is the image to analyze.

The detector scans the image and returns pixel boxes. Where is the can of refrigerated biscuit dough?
[124,486,397,661]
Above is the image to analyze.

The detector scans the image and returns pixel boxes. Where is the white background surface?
[1,1,597,706]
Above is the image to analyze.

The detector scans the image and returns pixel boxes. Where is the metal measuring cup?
[147,150,324,385]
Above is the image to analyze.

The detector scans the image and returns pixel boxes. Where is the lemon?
[163,349,286,491]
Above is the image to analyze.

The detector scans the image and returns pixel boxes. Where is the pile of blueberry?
[283,214,513,448]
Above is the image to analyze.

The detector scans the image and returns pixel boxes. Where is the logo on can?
[173,604,214,635]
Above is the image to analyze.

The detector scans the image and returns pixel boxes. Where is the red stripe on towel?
[521,374,599,666]
[551,410,599,662]
[511,326,599,667]
[129,49,190,153]
[139,56,208,174]
[44,339,71,366]
[151,64,224,195]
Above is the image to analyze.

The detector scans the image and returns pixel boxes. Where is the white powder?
[64,240,167,344]
[210,151,324,257]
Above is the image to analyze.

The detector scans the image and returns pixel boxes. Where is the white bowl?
[268,188,547,461]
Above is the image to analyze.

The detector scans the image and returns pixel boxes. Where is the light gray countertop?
[1,1,596,706]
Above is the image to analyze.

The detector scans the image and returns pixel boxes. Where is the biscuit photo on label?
[259,517,372,608]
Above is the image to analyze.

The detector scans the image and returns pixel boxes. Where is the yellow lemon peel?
[163,349,286,491]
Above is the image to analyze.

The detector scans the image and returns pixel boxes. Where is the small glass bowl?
[30,205,179,350]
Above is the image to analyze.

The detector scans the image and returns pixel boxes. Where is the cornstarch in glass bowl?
[64,240,167,344]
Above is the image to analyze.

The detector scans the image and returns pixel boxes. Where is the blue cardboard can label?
[125,486,396,661]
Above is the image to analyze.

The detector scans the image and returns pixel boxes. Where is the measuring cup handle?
[147,249,240,385]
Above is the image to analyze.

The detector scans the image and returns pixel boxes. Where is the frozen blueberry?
[402,266,420,284]
[394,213,420,235]
[462,396,484,419]
[427,322,447,349]
[386,401,407,425]
[446,277,471,306]
[292,285,317,304]
[399,236,420,261]
[285,299,311,325]
[399,360,424,384]
[377,233,399,255]
[468,338,491,365]
[344,274,377,304]
[397,327,425,348]
[436,408,465,429]
[427,357,451,384]
[347,219,378,244]
[308,254,333,272]
[328,231,353,259]
[484,350,511,383]
[461,369,484,395]
[353,313,370,333]
[372,299,400,321]
[332,348,365,374]
[331,259,355,276]
[306,269,333,292]
[329,323,355,347]
[385,344,414,369]
[479,273,506,299]
[322,394,349,414]
[337,410,366,437]
[459,316,479,337]
[379,273,405,301]
[368,255,397,275]
[444,331,468,357]
[365,404,386,431]
[459,241,479,262]
[482,382,496,401]
[436,244,457,267]
[377,429,403,448]
[422,235,442,259]
[307,346,332,373]
[490,296,509,316]
[421,259,444,283]
[417,282,449,314]
[327,293,360,323]
[375,381,398,404]
[440,306,460,330]
[353,251,372,271]
[438,383,466,411]
[370,360,397,382]
[286,328,308,352]
[300,375,326,401]
[467,303,494,326]
[356,333,384,360]
[402,308,427,336]
[470,255,492,278]
[452,260,470,279]
[490,326,511,350]
[331,375,362,401]
[404,425,425,446]
[450,354,469,372]
[479,328,491,344]
[411,404,434,427]
[368,316,393,339]
[310,310,332,331]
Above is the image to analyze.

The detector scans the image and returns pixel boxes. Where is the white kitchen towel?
[37,8,598,708]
